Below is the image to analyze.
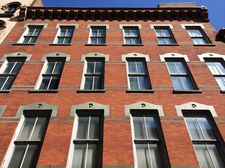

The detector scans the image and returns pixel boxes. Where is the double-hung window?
[184,113,225,168]
[131,112,169,168]
[19,25,43,44]
[123,26,142,45]
[205,59,225,90]
[89,26,106,45]
[38,58,65,90]
[0,57,25,91]
[83,58,104,90]
[166,59,197,90]
[154,26,177,45]
[71,111,103,168]
[186,26,211,45]
[6,111,51,168]
[54,26,74,44]
[126,58,151,90]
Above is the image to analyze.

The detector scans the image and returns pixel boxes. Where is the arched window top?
[198,53,225,62]
[122,53,150,62]
[4,2,21,13]
[0,20,6,30]
[160,53,189,62]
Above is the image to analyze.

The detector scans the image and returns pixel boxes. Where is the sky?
[43,0,225,31]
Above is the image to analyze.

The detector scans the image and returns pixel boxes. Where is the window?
[123,26,142,45]
[4,2,21,13]
[54,26,74,44]
[71,111,103,168]
[88,26,106,44]
[186,26,211,45]
[0,57,25,91]
[83,58,104,90]
[0,20,6,30]
[154,26,177,45]
[166,59,197,90]
[205,59,225,90]
[7,111,50,168]
[131,112,169,168]
[38,58,65,90]
[184,113,225,168]
[126,58,151,90]
[19,25,43,44]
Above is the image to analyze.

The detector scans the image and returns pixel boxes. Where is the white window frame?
[17,24,47,44]
[87,26,107,45]
[120,25,142,45]
[0,110,51,168]
[34,57,65,90]
[80,57,105,90]
[53,24,78,44]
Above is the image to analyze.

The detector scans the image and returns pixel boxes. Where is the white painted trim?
[181,24,205,29]
[160,53,189,62]
[1,115,25,168]
[87,24,109,29]
[81,53,109,62]
[150,24,173,29]
[122,53,150,62]
[198,53,225,62]
[175,102,218,117]
[42,52,70,62]
[1,52,32,62]
[119,24,142,29]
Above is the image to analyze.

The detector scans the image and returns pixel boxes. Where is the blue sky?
[43,0,225,31]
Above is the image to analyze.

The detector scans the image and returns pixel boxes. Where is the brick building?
[0,2,225,168]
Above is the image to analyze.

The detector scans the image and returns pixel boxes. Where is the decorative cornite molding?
[19,6,209,22]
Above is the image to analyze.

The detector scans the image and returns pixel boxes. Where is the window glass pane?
[77,117,89,139]
[167,62,177,74]
[0,76,7,89]
[8,145,27,168]
[214,62,225,74]
[90,38,98,44]
[27,27,35,36]
[31,117,47,141]
[125,37,141,44]
[207,62,221,75]
[84,76,93,89]
[171,77,183,90]
[129,77,139,90]
[73,144,87,168]
[53,62,63,74]
[12,62,23,74]
[2,76,15,90]
[23,37,32,44]
[21,144,38,168]
[185,117,204,140]
[175,62,187,74]
[57,37,64,44]
[194,144,215,168]
[95,62,103,74]
[215,77,225,90]
[187,29,203,37]
[128,61,136,73]
[158,38,174,45]
[138,76,149,90]
[197,117,215,140]
[137,61,145,73]
[180,77,194,90]
[208,144,225,168]
[136,144,150,168]
[149,144,163,168]
[66,28,74,36]
[40,77,51,90]
[87,62,95,73]
[86,144,98,168]
[93,76,103,89]
[124,28,138,37]
[89,117,100,139]
[49,76,59,89]
[193,38,206,45]
[4,62,15,74]
[46,62,55,74]
[145,117,158,139]
[133,116,146,139]
[17,117,36,141]
[156,29,170,37]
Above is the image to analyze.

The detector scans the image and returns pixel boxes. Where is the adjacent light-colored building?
[0,0,43,44]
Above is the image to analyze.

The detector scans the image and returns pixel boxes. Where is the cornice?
[19,6,209,22]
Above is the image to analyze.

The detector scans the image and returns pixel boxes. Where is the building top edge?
[18,6,209,22]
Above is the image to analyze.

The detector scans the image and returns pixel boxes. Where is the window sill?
[77,89,105,93]
[126,89,154,93]
[29,89,58,93]
[173,89,202,94]
[193,44,216,46]
[85,43,107,46]
[49,43,72,46]
[13,43,35,46]
[0,90,10,93]
[122,44,144,46]
[158,44,179,46]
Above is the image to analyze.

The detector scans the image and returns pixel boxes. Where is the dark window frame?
[154,26,177,45]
